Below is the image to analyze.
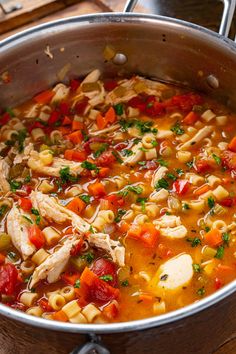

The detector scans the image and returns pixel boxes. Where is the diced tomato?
[80,267,119,305]
[21,185,32,195]
[103,302,119,319]
[0,263,18,295]
[18,198,32,212]
[195,159,212,174]
[70,239,83,257]
[59,102,70,115]
[28,225,45,249]
[214,277,223,290]
[88,181,106,197]
[166,93,203,112]
[219,197,236,207]
[145,96,165,116]
[98,167,110,178]
[38,297,53,312]
[28,121,46,133]
[222,150,236,171]
[103,194,125,208]
[62,116,72,126]
[127,223,159,248]
[0,253,5,264]
[182,111,200,125]
[48,110,61,125]
[96,150,116,166]
[75,98,88,115]
[172,180,189,195]
[91,258,118,287]
[104,80,118,91]
[128,96,146,112]
[70,79,80,91]
[0,112,11,127]
[64,149,87,162]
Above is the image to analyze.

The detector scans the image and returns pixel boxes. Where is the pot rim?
[0,12,236,333]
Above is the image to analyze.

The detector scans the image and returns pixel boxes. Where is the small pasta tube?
[31,248,49,265]
[145,203,159,218]
[20,260,36,275]
[133,214,149,225]
[213,203,227,216]
[149,189,169,202]
[98,210,115,223]
[212,220,227,231]
[42,226,61,246]
[176,151,192,163]
[153,301,166,315]
[31,128,45,141]
[38,180,54,193]
[20,292,39,307]
[185,173,204,186]
[201,109,216,122]
[69,312,87,324]
[50,130,62,143]
[142,134,156,149]
[60,286,75,302]
[2,129,18,140]
[39,150,53,166]
[81,304,101,322]
[216,115,228,126]
[65,186,83,197]
[48,294,66,311]
[168,196,181,212]
[62,300,81,318]
[188,199,205,212]
[145,148,157,160]
[207,175,221,187]
[26,306,43,317]
[212,185,229,201]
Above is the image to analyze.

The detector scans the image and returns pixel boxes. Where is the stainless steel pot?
[1,1,236,353]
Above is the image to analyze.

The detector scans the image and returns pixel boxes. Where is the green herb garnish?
[81,161,99,173]
[215,245,224,259]
[187,237,201,247]
[192,263,201,273]
[79,195,91,204]
[114,103,124,115]
[74,280,81,288]
[155,178,169,190]
[197,287,205,296]
[121,280,129,287]
[99,275,113,282]
[114,209,126,223]
[93,143,109,158]
[80,252,94,264]
[9,180,22,192]
[207,196,215,209]
[171,122,185,135]
[212,154,222,165]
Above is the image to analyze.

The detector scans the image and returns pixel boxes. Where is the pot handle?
[70,334,110,354]
[123,0,236,38]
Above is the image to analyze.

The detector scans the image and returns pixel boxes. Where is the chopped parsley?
[197,287,206,296]
[215,245,224,259]
[139,146,149,152]
[136,197,147,212]
[9,180,22,192]
[138,161,146,166]
[175,168,184,176]
[81,130,89,142]
[160,274,168,281]
[192,263,201,273]
[157,158,168,167]
[99,274,113,282]
[114,103,124,115]
[171,122,185,135]
[0,205,8,218]
[151,140,158,147]
[212,154,221,165]
[119,119,157,135]
[24,175,31,183]
[205,226,210,232]
[207,196,215,209]
[119,185,143,197]
[59,166,78,184]
[79,195,91,204]
[93,143,109,158]
[186,237,201,247]
[22,215,33,224]
[89,225,95,234]
[155,178,169,190]
[114,209,126,223]
[16,129,27,153]
[121,280,129,287]
[81,161,99,173]
[122,149,133,157]
[112,151,123,164]
[74,280,81,288]
[80,252,94,264]
[31,208,41,225]
[166,173,177,181]
[186,160,193,168]
[222,232,230,246]
[7,251,16,260]
[183,203,190,210]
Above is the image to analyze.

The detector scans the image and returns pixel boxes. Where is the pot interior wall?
[1,14,236,109]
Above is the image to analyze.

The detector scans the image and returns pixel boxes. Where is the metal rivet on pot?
[113,53,127,65]
[206,74,219,89]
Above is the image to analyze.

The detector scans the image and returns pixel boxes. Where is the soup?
[0,70,235,323]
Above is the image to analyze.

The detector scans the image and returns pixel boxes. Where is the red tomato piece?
[48,110,61,125]
[96,150,116,166]
[70,79,80,91]
[59,102,70,115]
[0,263,18,295]
[70,239,83,256]
[104,80,118,91]
[222,150,236,171]
[18,198,32,212]
[75,98,88,115]
[28,225,45,249]
[172,180,189,195]
[0,112,11,127]
[195,160,212,174]
[128,96,146,112]
[38,298,53,312]
[167,93,203,112]
[21,185,32,195]
[214,277,223,290]
[219,197,236,207]
[91,258,118,287]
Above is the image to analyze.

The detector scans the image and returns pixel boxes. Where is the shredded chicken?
[89,124,120,136]
[154,215,187,239]
[87,233,125,267]
[0,159,10,193]
[28,151,83,177]
[151,166,168,188]
[30,236,79,288]
[7,205,35,259]
[13,142,34,164]
[123,142,144,166]
[177,126,214,151]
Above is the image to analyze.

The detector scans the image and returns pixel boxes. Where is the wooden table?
[0,1,236,353]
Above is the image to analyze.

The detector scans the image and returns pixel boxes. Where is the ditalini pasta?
[0,71,235,324]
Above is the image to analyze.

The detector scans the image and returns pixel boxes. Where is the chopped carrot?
[88,181,106,197]
[215,264,234,276]
[61,272,80,285]
[127,223,159,248]
[139,294,153,302]
[66,131,83,145]
[66,197,86,215]
[103,302,119,319]
[96,113,107,130]
[193,184,210,196]
[58,126,71,136]
[80,267,97,286]
[18,197,32,212]
[72,120,84,131]
[204,228,223,247]
[228,136,236,152]
[182,111,199,125]
[34,90,55,104]
[62,116,72,126]
[118,221,130,233]
[64,149,87,162]
[53,310,68,322]
[0,253,5,264]
[98,167,110,178]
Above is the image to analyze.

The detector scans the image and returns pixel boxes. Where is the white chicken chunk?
[151,166,168,188]
[123,142,144,166]
[30,236,79,288]
[28,151,83,177]
[30,191,90,233]
[7,205,35,259]
[150,254,193,293]
[154,215,187,239]
[0,159,10,193]
[154,215,181,228]
[161,225,188,239]
[87,233,125,267]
